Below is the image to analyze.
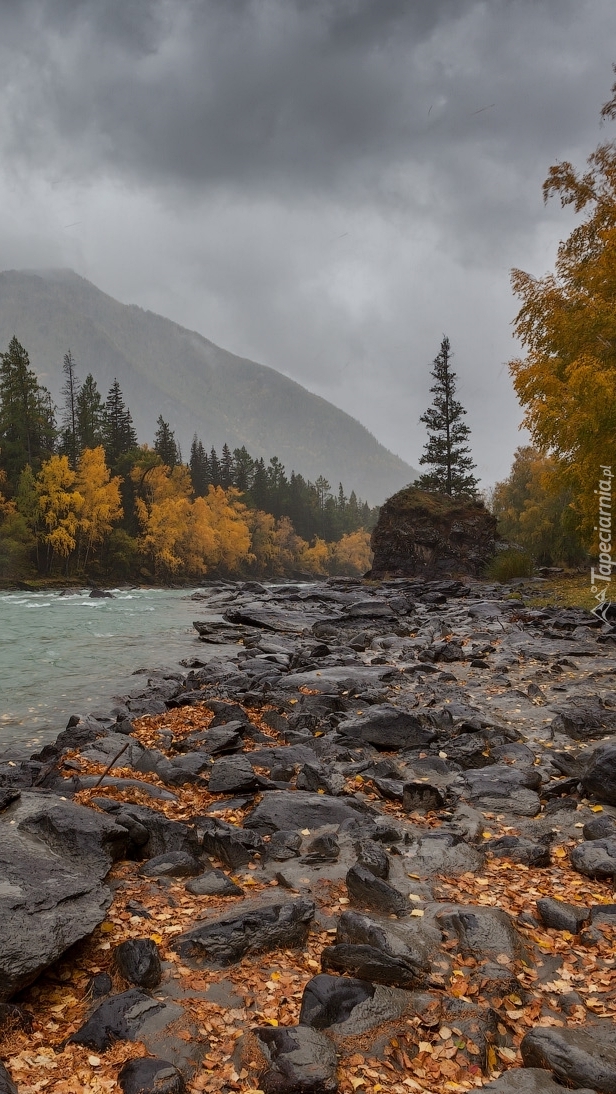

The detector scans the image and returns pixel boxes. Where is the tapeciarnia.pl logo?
[590,465,615,628]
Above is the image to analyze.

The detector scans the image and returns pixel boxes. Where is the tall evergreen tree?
[102,379,138,466]
[0,336,56,485]
[76,374,105,451]
[416,336,478,497]
[189,435,210,496]
[232,446,254,493]
[59,351,80,468]
[153,415,179,468]
[220,443,234,489]
[209,446,220,488]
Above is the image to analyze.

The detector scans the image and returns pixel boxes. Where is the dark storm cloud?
[0,0,615,483]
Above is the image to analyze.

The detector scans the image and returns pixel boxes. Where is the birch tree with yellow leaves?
[509,70,616,538]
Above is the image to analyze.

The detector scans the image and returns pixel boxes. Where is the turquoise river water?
[0,587,226,755]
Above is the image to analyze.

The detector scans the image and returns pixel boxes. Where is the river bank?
[1,576,616,1094]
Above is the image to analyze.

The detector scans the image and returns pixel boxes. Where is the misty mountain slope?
[0,268,416,502]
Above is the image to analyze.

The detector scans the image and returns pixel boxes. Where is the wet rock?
[186,870,244,897]
[486,835,553,869]
[301,834,340,864]
[244,791,375,835]
[436,905,528,962]
[118,1057,186,1094]
[266,830,303,862]
[299,974,375,1029]
[321,943,425,988]
[114,938,162,988]
[198,816,264,868]
[402,781,446,813]
[406,834,484,876]
[174,897,315,966]
[482,1069,597,1094]
[0,1061,18,1094]
[582,743,616,805]
[536,897,590,933]
[242,1024,338,1094]
[93,800,201,859]
[140,851,202,878]
[570,838,616,878]
[296,762,346,796]
[346,863,408,916]
[208,755,267,794]
[521,1025,616,1093]
[69,989,165,1051]
[0,793,127,1002]
[354,838,389,879]
[369,487,497,578]
[176,724,244,755]
[337,704,436,750]
[551,697,616,741]
[87,972,113,998]
[583,816,616,840]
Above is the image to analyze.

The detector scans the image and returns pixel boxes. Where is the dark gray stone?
[186,870,244,897]
[521,1025,616,1094]
[93,800,201,858]
[266,830,303,862]
[402,781,446,814]
[436,905,528,962]
[346,863,408,917]
[114,938,162,988]
[299,974,375,1029]
[0,792,128,1002]
[487,835,552,869]
[208,755,265,794]
[244,791,375,835]
[337,704,436,750]
[140,851,202,878]
[354,838,389,879]
[582,743,616,805]
[0,1062,17,1094]
[173,898,315,967]
[301,834,340,864]
[69,989,165,1051]
[536,897,590,933]
[118,1057,186,1094]
[321,943,425,988]
[583,816,616,841]
[571,839,616,878]
[482,1069,597,1094]
[249,1024,338,1094]
[198,816,264,869]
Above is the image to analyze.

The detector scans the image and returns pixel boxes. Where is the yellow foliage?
[75,447,123,562]
[508,76,616,538]
[36,455,82,558]
[300,536,330,575]
[329,530,373,575]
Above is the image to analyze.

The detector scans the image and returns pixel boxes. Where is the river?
[0,587,230,756]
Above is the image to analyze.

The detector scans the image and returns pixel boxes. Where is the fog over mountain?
[0,268,415,503]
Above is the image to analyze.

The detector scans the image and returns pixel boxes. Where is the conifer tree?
[0,336,56,485]
[189,435,210,496]
[76,374,105,451]
[220,443,234,489]
[59,351,80,469]
[209,447,220,488]
[153,415,179,468]
[416,336,478,497]
[232,446,254,493]
[102,379,138,466]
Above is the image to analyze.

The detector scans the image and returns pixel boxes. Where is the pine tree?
[220,443,234,489]
[189,435,210,496]
[59,351,81,469]
[102,380,138,466]
[209,447,220,488]
[232,446,255,493]
[416,336,478,497]
[0,336,56,485]
[153,415,179,468]
[76,374,105,451]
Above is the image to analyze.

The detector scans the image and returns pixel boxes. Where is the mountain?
[0,269,416,503]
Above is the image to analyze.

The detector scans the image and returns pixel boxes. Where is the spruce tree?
[220,443,234,489]
[59,351,80,468]
[232,446,254,493]
[76,374,105,450]
[0,336,56,485]
[416,336,478,497]
[209,446,220,488]
[102,379,138,466]
[189,435,209,496]
[153,415,179,468]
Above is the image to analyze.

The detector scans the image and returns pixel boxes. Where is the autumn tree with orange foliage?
[509,70,616,539]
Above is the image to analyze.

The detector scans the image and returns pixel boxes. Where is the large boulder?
[0,792,127,1001]
[369,486,497,578]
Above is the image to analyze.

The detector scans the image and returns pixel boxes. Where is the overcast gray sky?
[0,0,613,485]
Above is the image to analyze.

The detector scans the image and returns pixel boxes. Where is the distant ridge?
[0,268,416,503]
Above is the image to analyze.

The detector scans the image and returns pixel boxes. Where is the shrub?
[485,548,534,582]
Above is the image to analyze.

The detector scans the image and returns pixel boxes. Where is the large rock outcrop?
[369,486,497,578]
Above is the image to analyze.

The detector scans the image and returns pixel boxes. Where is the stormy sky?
[0,0,614,487]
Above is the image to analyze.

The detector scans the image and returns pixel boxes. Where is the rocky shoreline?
[1,577,616,1094]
